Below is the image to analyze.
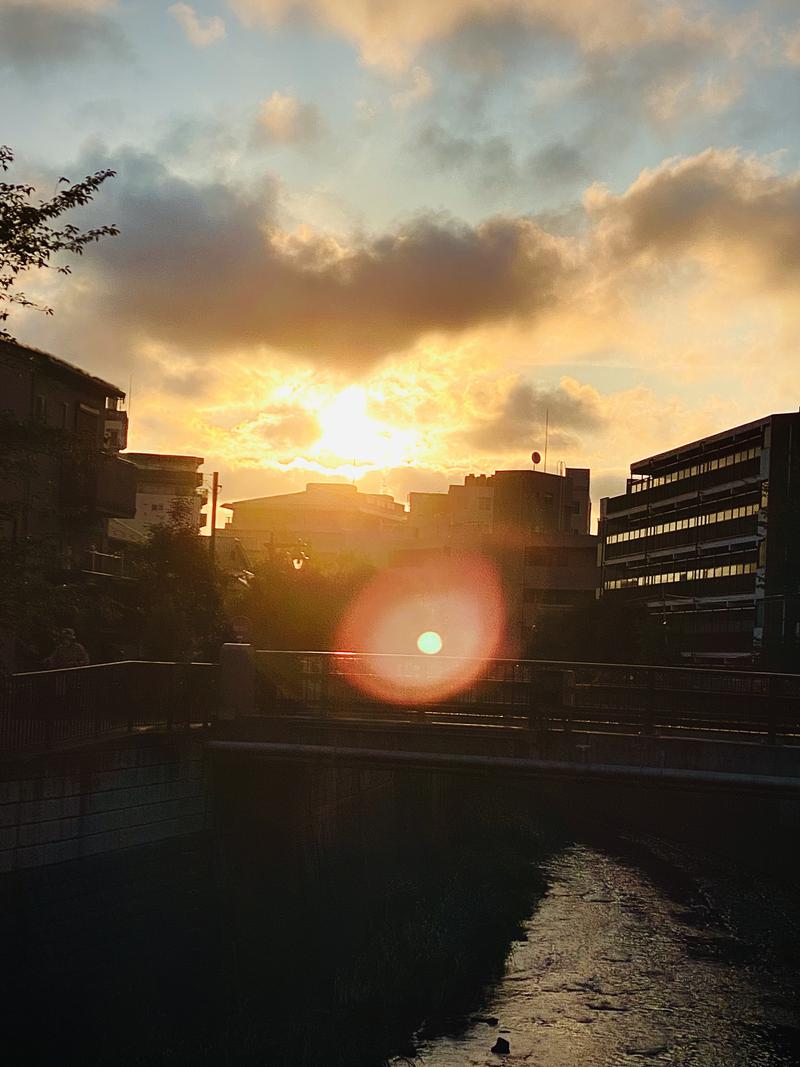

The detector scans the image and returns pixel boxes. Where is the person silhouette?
[45,629,89,669]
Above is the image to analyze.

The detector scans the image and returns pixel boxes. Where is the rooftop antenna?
[543,408,550,473]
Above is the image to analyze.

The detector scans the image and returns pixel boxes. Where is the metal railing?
[0,661,218,755]
[253,650,800,744]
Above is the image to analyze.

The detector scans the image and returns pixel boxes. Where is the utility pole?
[209,471,220,561]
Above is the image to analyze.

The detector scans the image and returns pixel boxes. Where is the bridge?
[4,649,800,790]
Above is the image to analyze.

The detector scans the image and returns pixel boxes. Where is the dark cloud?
[412,122,591,197]
[156,115,241,166]
[0,3,130,73]
[461,380,604,452]
[72,147,571,369]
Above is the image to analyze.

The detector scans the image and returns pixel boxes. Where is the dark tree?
[132,500,228,661]
[0,145,118,341]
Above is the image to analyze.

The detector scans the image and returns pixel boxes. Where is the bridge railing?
[252,650,800,743]
[0,661,218,755]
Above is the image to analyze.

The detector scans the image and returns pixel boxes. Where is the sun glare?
[417,630,443,655]
[316,386,413,470]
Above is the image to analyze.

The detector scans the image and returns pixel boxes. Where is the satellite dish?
[531,451,542,466]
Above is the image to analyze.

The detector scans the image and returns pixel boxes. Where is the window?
[479,497,491,511]
[33,395,46,418]
[60,402,69,429]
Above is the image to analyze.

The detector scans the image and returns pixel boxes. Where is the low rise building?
[599,412,800,668]
[218,482,408,569]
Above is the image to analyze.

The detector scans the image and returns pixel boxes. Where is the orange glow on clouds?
[334,552,505,703]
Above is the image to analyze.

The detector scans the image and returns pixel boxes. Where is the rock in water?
[491,1037,510,1055]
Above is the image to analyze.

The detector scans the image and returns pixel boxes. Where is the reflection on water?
[403,843,800,1067]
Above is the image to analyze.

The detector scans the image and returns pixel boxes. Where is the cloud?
[413,122,591,196]
[390,66,434,110]
[783,26,800,66]
[69,147,571,369]
[461,377,605,451]
[255,91,325,144]
[168,2,226,47]
[229,0,714,70]
[0,0,128,71]
[586,148,800,290]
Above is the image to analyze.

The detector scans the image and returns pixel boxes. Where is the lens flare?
[335,552,505,704]
[417,630,442,655]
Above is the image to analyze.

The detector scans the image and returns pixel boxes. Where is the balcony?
[61,451,137,518]
[82,548,134,579]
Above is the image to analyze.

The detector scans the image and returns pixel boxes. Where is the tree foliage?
[131,500,228,661]
[229,552,375,652]
[0,145,118,341]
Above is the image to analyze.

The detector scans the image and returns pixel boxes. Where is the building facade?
[218,482,408,569]
[599,413,800,668]
[406,467,598,652]
[113,453,206,541]
[0,339,136,562]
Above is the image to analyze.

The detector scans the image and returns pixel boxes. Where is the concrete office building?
[599,412,800,668]
[406,467,598,650]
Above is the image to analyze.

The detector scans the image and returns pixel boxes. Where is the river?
[401,837,800,1067]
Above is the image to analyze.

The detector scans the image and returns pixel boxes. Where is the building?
[599,413,800,668]
[0,339,136,562]
[111,453,206,542]
[406,467,598,651]
[218,482,408,569]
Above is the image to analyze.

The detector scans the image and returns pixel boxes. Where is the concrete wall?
[0,733,209,874]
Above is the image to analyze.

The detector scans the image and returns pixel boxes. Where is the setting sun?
[316,386,414,470]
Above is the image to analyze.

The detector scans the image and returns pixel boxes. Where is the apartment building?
[113,453,206,541]
[0,339,136,559]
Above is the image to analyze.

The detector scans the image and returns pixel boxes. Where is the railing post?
[561,669,575,734]
[643,667,655,736]
[766,675,778,746]
[527,667,547,738]
[219,643,255,721]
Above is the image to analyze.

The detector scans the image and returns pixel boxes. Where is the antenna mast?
[544,408,549,473]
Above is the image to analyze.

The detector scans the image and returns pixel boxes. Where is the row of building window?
[604,560,757,590]
[606,502,759,544]
[629,447,760,493]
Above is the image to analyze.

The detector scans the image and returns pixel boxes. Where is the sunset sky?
[4,0,800,520]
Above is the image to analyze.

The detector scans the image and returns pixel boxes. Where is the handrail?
[252,649,800,682]
[1,660,219,755]
[251,650,800,745]
[10,659,217,678]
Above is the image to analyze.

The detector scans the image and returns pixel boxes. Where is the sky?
[3,0,800,523]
